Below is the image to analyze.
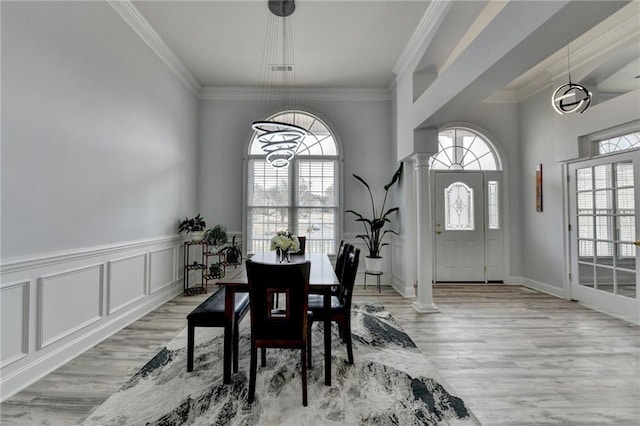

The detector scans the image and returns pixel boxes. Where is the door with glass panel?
[434,172,504,282]
[569,152,640,320]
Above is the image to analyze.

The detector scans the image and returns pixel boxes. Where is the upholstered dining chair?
[308,247,360,365]
[245,259,312,406]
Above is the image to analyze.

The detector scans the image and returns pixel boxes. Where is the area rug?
[82,304,479,425]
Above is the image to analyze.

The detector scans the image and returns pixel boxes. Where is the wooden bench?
[186,287,250,372]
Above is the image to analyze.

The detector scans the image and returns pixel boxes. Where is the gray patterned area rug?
[82,304,479,426]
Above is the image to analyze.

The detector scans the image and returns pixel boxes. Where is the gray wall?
[519,87,640,290]
[198,97,394,236]
[1,1,199,259]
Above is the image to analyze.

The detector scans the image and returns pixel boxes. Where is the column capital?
[412,152,432,169]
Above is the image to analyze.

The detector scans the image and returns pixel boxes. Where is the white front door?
[433,171,504,282]
[434,172,484,282]
[569,153,640,321]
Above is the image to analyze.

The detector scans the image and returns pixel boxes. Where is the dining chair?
[245,259,312,406]
[333,240,352,295]
[308,247,360,365]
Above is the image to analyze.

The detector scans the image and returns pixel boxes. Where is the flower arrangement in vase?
[270,230,300,262]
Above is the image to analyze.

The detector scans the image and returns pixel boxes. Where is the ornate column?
[412,153,439,313]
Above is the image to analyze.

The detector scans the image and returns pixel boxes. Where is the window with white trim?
[247,110,340,254]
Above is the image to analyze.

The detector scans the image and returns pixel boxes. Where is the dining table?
[215,251,339,386]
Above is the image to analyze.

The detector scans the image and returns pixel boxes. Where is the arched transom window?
[431,127,501,170]
[247,110,340,254]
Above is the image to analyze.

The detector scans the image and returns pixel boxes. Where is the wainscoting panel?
[107,254,147,315]
[0,281,30,368]
[149,247,175,294]
[38,264,104,349]
[0,236,184,401]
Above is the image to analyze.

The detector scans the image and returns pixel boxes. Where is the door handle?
[634,240,640,246]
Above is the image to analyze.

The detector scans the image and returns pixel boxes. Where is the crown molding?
[392,1,452,79]
[107,0,202,95]
[200,86,391,102]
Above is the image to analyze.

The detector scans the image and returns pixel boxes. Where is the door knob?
[634,240,640,246]
[436,230,442,234]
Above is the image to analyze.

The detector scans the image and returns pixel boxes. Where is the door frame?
[431,170,505,283]
[567,151,640,322]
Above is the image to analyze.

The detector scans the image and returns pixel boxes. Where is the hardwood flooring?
[2,285,639,425]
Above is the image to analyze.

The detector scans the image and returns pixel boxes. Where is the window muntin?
[431,128,500,170]
[247,111,339,254]
[597,131,640,155]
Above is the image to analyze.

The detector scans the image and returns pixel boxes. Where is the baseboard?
[521,277,565,299]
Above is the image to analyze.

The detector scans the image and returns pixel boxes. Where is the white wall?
[1,2,199,400]
[519,87,640,294]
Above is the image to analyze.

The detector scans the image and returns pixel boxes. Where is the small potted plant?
[204,224,228,247]
[178,213,206,241]
[346,163,402,273]
[221,235,243,266]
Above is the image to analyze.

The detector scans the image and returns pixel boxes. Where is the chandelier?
[252,0,307,168]
[551,45,592,115]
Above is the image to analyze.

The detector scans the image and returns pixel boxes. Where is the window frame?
[243,109,343,255]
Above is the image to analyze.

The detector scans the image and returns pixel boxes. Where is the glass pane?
[577,192,593,214]
[595,266,614,293]
[578,240,594,259]
[445,182,474,230]
[615,162,634,187]
[595,241,613,262]
[296,208,336,254]
[594,190,613,214]
[616,269,636,298]
[430,128,499,170]
[616,242,636,265]
[594,165,612,189]
[488,181,499,229]
[578,216,593,239]
[247,160,289,206]
[576,168,593,191]
[597,131,640,155]
[297,161,336,207]
[578,262,594,288]
[617,216,635,243]
[595,216,612,241]
[616,188,634,214]
[248,207,289,253]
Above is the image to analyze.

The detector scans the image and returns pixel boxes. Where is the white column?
[412,153,439,313]
[401,160,417,297]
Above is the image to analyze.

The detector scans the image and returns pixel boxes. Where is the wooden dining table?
[216,252,339,386]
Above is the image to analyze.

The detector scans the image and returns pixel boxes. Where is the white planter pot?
[190,231,205,242]
[364,256,384,273]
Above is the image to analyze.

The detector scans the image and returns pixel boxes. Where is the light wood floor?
[2,285,639,425]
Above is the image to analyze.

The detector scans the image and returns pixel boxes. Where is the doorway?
[568,152,640,320]
[433,171,504,282]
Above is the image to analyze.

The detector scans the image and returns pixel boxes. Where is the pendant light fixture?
[252,0,307,168]
[552,45,592,115]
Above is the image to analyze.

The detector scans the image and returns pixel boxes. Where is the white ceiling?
[125,0,639,104]
[132,0,430,89]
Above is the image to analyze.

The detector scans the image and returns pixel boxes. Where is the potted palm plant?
[346,163,402,273]
[178,213,206,241]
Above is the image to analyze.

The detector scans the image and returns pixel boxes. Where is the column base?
[412,301,440,313]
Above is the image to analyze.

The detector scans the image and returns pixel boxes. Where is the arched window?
[246,110,340,254]
[431,127,501,170]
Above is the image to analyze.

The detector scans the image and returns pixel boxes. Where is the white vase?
[364,256,384,273]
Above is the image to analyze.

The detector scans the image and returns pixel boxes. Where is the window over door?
[246,110,341,254]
